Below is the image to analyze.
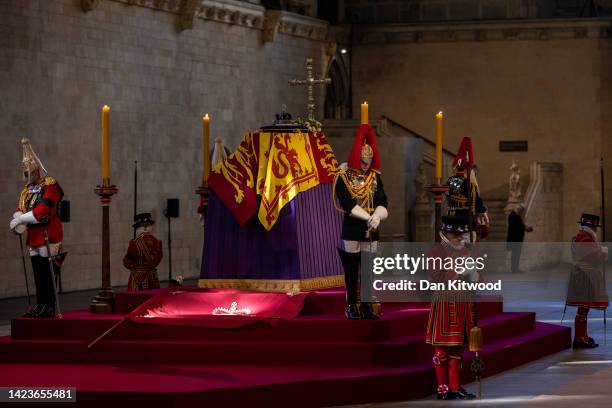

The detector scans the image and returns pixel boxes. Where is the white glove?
[602,246,609,255]
[11,212,26,234]
[461,266,480,282]
[18,211,38,225]
[373,206,388,221]
[11,211,38,231]
[350,205,370,221]
[368,214,380,230]
[9,218,20,231]
[367,206,388,230]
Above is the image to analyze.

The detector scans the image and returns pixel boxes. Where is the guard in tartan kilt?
[446,137,489,241]
[565,213,609,348]
[425,214,478,400]
[123,213,163,291]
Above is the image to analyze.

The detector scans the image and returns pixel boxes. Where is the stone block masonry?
[0,0,330,298]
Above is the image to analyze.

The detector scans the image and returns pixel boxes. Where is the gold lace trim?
[197,275,344,294]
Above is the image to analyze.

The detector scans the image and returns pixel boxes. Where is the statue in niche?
[508,160,522,204]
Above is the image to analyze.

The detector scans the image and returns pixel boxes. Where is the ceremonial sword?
[43,231,62,318]
[18,234,32,309]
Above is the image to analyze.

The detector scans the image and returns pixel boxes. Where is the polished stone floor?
[346,298,612,408]
[1,280,611,407]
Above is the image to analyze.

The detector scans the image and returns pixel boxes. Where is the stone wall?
[0,0,330,298]
[350,18,611,241]
[344,0,539,23]
[343,0,612,24]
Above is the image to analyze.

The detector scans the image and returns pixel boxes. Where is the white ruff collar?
[440,231,466,251]
[580,225,597,240]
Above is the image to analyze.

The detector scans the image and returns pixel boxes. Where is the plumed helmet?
[21,138,47,183]
[360,143,373,164]
[452,136,474,171]
[347,124,381,171]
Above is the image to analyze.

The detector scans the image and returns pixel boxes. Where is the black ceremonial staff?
[466,151,484,399]
[133,160,138,239]
[601,158,607,343]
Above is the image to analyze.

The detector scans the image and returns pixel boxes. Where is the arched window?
[324,54,350,119]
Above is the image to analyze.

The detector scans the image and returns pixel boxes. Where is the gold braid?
[18,186,30,213]
[134,235,155,266]
[332,169,377,214]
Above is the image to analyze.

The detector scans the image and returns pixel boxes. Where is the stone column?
[414,163,434,242]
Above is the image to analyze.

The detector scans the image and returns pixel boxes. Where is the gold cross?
[288,58,331,121]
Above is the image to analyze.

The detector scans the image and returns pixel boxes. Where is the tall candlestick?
[435,111,443,184]
[361,101,368,125]
[202,114,210,183]
[101,105,110,185]
[93,105,118,314]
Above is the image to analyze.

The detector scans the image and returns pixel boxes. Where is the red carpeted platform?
[0,288,571,407]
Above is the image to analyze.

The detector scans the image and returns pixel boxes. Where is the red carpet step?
[0,288,571,407]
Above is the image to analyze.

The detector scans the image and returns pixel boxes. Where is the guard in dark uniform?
[333,124,388,320]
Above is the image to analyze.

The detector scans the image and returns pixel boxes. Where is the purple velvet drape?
[201,183,343,281]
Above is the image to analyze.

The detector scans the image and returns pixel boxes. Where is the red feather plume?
[347,124,381,171]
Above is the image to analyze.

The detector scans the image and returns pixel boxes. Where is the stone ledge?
[111,0,183,14]
[196,0,265,29]
[106,0,330,42]
[351,18,612,44]
[276,9,329,41]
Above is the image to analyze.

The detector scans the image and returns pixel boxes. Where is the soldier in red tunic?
[123,213,163,291]
[9,138,64,318]
[565,213,609,348]
[425,214,477,400]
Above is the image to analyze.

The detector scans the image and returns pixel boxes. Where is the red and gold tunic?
[566,229,609,310]
[16,176,63,248]
[425,243,476,346]
[123,232,163,291]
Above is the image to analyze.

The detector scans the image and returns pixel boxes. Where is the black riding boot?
[25,256,45,317]
[31,255,56,318]
[359,250,380,320]
[338,248,361,320]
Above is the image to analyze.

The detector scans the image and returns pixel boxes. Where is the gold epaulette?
[43,176,57,186]
[17,186,29,212]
